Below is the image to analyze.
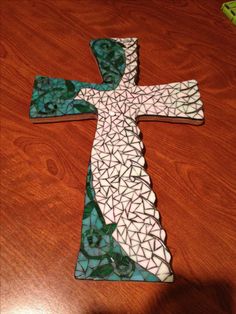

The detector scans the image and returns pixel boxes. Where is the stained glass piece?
[30,39,125,121]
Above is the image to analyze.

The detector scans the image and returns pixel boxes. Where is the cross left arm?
[134,80,204,124]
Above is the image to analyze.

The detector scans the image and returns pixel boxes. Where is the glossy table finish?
[1,1,235,313]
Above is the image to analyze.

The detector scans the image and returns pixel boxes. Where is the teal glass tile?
[30,39,125,120]
[75,163,161,282]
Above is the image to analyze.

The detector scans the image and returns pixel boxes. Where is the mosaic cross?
[30,38,204,282]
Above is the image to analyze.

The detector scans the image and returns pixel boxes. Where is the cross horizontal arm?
[134,80,204,124]
[30,39,126,123]
[30,76,99,123]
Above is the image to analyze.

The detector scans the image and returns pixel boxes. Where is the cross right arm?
[134,80,204,124]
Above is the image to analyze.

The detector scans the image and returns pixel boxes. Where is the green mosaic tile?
[75,164,160,282]
[30,39,125,119]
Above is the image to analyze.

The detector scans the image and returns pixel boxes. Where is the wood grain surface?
[1,1,236,313]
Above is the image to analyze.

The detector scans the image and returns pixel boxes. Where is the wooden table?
[1,1,235,313]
